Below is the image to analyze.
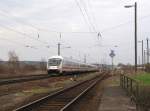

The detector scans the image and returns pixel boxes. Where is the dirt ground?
[64,75,136,111]
[0,76,70,96]
[0,72,101,111]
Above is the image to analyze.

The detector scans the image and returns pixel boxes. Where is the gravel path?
[98,76,136,111]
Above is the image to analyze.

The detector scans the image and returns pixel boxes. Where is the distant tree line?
[0,51,47,74]
[117,63,135,74]
[117,62,150,73]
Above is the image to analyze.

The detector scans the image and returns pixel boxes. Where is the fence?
[120,74,139,100]
[120,74,150,111]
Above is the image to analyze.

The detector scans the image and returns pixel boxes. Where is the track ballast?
[14,74,106,111]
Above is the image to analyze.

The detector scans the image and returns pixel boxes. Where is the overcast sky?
[0,0,149,65]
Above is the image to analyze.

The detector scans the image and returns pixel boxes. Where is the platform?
[98,76,136,111]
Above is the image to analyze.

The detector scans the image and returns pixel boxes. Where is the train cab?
[47,56,63,74]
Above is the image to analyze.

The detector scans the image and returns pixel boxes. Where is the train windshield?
[48,58,62,66]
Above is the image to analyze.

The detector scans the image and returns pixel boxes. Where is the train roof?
[48,55,63,59]
[48,55,97,67]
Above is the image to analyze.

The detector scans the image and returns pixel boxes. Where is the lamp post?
[124,2,137,72]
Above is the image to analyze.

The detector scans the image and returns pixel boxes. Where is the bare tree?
[8,51,20,73]
[0,58,5,73]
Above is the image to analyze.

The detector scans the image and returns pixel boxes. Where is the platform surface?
[98,76,136,111]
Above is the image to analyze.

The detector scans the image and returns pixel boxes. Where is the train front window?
[48,59,61,66]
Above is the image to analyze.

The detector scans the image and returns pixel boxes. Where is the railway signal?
[109,50,116,70]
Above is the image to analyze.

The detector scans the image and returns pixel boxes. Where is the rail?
[14,73,106,111]
[0,75,51,85]
[0,72,98,86]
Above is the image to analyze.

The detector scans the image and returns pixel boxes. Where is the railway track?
[0,74,48,80]
[14,74,106,111]
[0,74,52,85]
[0,72,97,86]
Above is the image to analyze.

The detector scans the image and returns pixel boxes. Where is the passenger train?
[47,55,99,75]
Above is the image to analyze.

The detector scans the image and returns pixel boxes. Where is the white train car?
[47,55,98,75]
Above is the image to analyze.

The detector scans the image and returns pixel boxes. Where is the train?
[47,55,99,75]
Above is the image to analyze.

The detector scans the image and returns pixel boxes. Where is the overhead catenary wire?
[0,33,67,51]
[101,13,150,33]
[0,0,150,35]
[78,0,97,32]
[0,9,40,31]
[0,2,102,39]
[0,0,97,34]
[0,37,60,58]
[86,0,99,31]
[0,8,100,41]
[0,23,50,45]
[0,9,65,35]
[0,0,69,32]
[0,2,100,37]
[79,0,102,38]
[24,12,150,34]
[0,0,150,47]
[0,36,36,49]
[0,1,98,34]
[74,0,94,32]
[0,10,150,43]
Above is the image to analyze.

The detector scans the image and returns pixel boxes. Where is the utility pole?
[139,40,144,66]
[144,50,146,64]
[134,2,137,72]
[84,54,86,63]
[58,32,61,56]
[147,38,149,64]
[58,42,61,56]
[142,40,144,65]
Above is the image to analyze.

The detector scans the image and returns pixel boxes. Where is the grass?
[132,72,150,85]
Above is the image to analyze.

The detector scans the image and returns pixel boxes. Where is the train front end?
[47,56,63,75]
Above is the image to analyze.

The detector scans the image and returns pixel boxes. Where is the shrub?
[145,64,150,72]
